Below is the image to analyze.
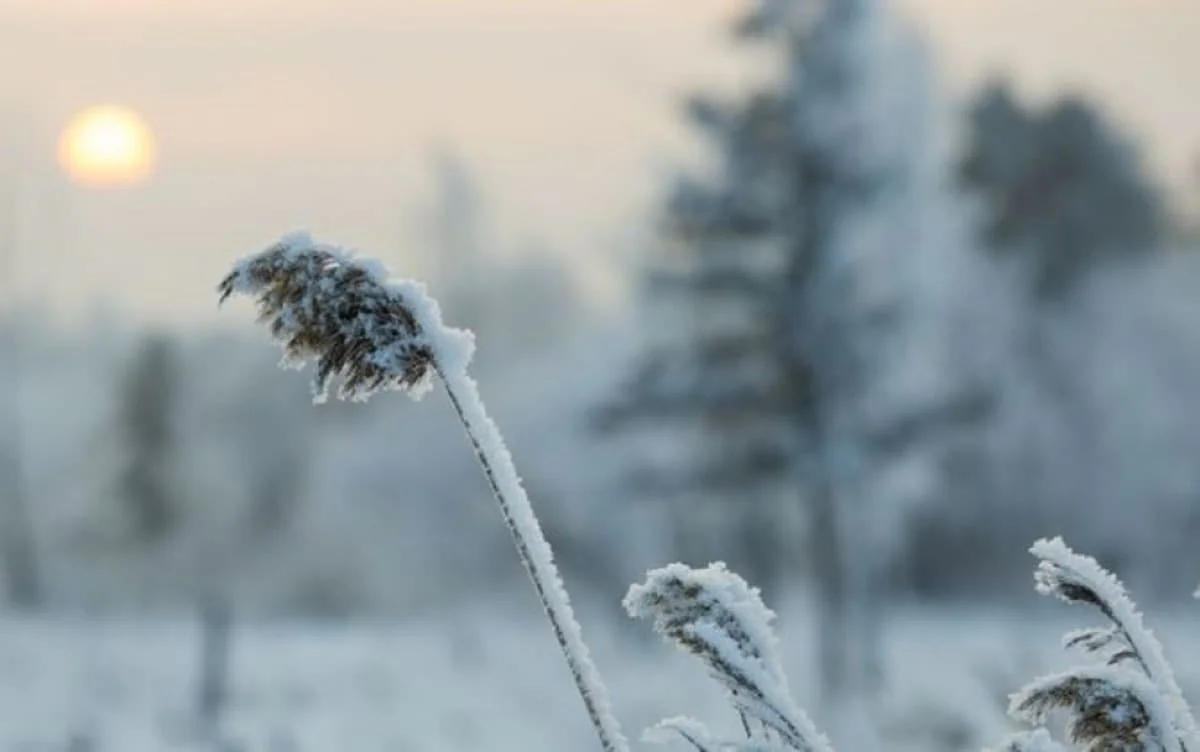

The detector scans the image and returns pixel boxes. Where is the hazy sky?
[2,0,1198,321]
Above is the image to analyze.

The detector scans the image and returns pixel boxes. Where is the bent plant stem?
[435,363,629,752]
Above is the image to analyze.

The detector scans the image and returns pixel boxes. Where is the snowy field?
[4,597,1198,752]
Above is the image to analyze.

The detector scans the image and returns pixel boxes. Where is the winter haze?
[1,1,1200,751]
[1,0,1198,318]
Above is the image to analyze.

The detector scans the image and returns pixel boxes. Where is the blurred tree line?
[597,0,1191,709]
[0,148,605,616]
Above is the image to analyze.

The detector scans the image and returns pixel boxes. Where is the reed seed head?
[218,231,472,402]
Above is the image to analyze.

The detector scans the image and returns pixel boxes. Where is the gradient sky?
[2,0,1197,321]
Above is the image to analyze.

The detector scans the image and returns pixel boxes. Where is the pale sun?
[58,105,157,186]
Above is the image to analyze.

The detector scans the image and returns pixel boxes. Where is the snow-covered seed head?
[1027,538,1198,751]
[1010,669,1174,752]
[218,231,469,402]
[625,563,832,752]
[624,562,785,689]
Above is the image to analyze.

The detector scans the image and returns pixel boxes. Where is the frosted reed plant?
[218,232,629,752]
[220,233,1195,752]
[624,562,834,752]
[625,540,1199,752]
[993,537,1199,752]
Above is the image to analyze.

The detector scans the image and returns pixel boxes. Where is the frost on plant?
[217,230,474,403]
[1010,666,1177,751]
[623,542,1198,752]
[625,562,833,752]
[1003,537,1197,752]
[218,232,627,752]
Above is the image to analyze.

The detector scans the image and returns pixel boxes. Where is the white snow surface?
[3,604,1200,752]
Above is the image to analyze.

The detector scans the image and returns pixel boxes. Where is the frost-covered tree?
[37,326,322,611]
[0,321,40,609]
[166,335,318,608]
[959,80,1166,301]
[417,147,489,334]
[411,147,588,370]
[602,0,983,702]
[944,81,1175,592]
[958,82,1165,498]
[0,141,40,608]
[117,331,179,543]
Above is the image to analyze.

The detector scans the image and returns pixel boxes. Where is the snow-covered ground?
[2,598,1198,751]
